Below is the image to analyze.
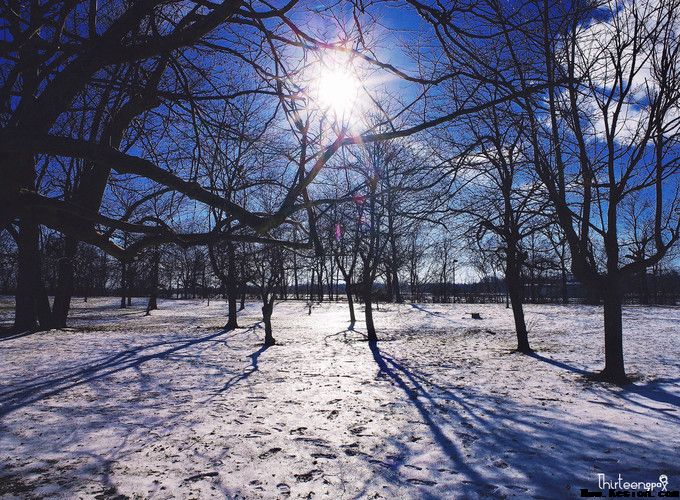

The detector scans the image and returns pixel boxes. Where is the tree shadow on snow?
[215,343,271,394]
[368,341,487,492]
[0,322,264,418]
[527,353,680,417]
[410,304,443,316]
[526,351,591,376]
[0,329,38,343]
[323,323,366,345]
[618,378,680,414]
[364,341,678,498]
[0,323,262,497]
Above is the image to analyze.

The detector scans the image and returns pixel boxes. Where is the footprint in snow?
[276,483,291,497]
[407,478,437,486]
[294,469,323,482]
[258,447,282,459]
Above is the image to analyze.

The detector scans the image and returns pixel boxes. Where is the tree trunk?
[507,253,531,353]
[35,282,52,330]
[14,218,52,332]
[317,262,324,302]
[126,256,133,306]
[52,237,77,328]
[120,260,127,308]
[225,242,239,329]
[389,236,403,303]
[600,285,627,383]
[262,299,275,346]
[293,250,299,299]
[146,292,157,314]
[386,272,394,303]
[508,281,531,353]
[392,267,403,303]
[309,267,315,302]
[364,291,377,342]
[326,261,333,302]
[14,217,41,331]
[146,248,159,315]
[346,284,356,325]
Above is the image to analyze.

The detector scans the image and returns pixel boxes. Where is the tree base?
[8,325,36,336]
[516,345,533,355]
[264,337,276,347]
[589,367,630,385]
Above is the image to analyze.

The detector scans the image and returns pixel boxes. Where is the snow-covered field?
[0,298,678,499]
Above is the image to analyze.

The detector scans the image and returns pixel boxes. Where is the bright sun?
[314,67,361,120]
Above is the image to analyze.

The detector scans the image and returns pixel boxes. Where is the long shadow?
[410,304,442,316]
[323,322,366,345]
[526,352,590,376]
[528,353,679,419]
[216,344,271,394]
[622,378,680,410]
[0,325,254,418]
[364,341,680,498]
[368,340,487,490]
[0,329,37,343]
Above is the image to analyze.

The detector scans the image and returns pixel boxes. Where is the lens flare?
[314,67,361,119]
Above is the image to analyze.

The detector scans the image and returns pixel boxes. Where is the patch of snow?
[0,299,678,498]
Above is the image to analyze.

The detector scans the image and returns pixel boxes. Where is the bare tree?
[495,0,680,382]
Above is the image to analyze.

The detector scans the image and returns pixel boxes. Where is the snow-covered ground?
[0,298,678,499]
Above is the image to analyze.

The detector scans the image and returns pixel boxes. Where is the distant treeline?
[1,240,676,306]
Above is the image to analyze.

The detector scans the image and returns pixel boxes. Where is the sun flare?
[314,67,362,119]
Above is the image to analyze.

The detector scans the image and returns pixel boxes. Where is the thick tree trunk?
[10,23,44,332]
[14,217,42,331]
[317,263,324,302]
[508,281,531,353]
[364,291,377,342]
[127,263,133,305]
[639,270,649,305]
[600,285,627,383]
[309,267,315,302]
[392,267,403,303]
[120,260,127,308]
[386,272,394,303]
[145,248,159,315]
[389,236,403,303]
[506,251,531,353]
[35,283,52,330]
[262,299,275,346]
[146,293,157,314]
[346,285,356,325]
[52,237,77,328]
[292,249,299,299]
[326,262,333,302]
[225,243,239,329]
